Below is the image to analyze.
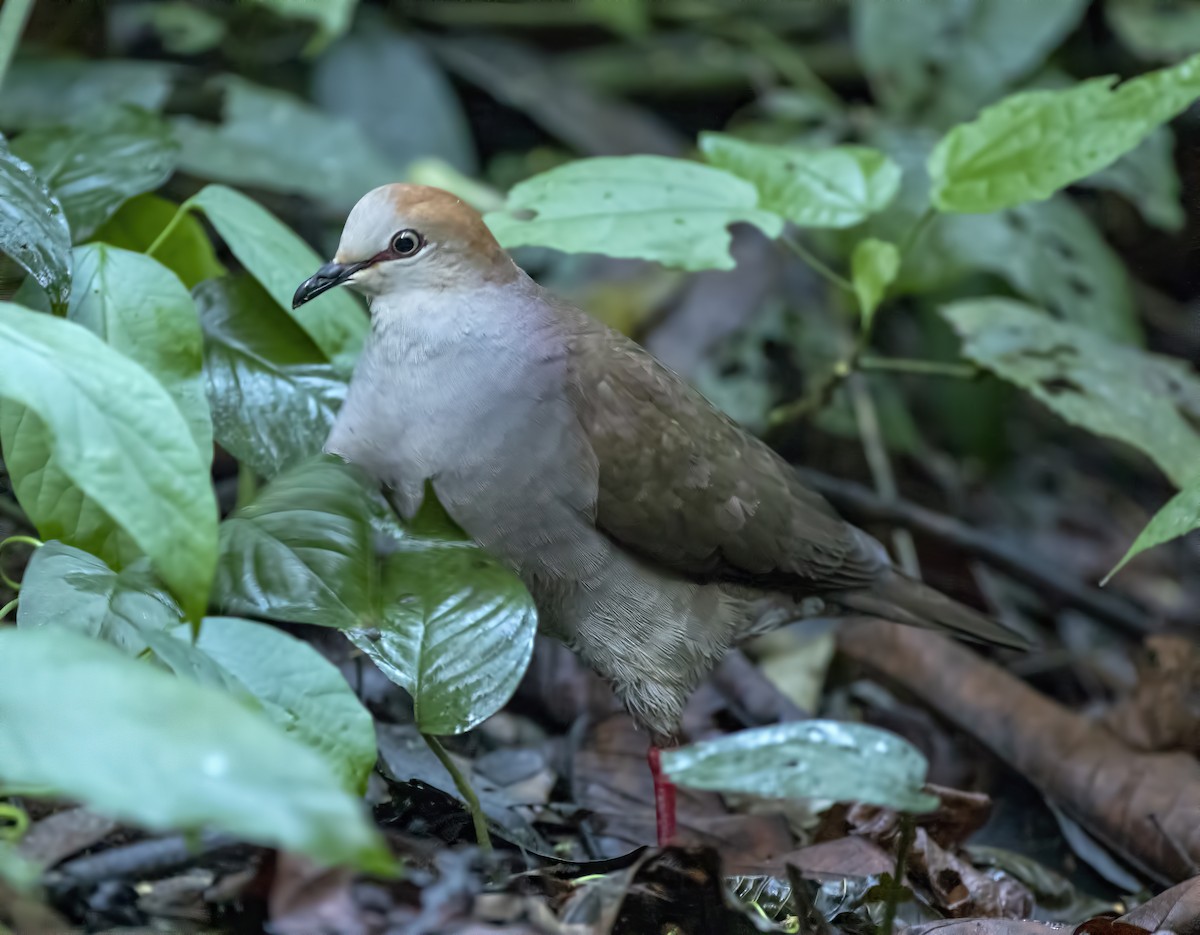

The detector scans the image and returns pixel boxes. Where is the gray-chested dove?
[293,184,1025,844]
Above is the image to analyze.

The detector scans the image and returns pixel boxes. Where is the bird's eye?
[390,229,423,258]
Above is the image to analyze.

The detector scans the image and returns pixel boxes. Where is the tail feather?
[839,571,1029,650]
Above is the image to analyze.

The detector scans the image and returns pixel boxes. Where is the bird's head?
[292,184,515,309]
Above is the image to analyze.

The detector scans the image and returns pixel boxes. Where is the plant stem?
[0,0,35,95]
[898,206,936,259]
[0,534,41,591]
[782,234,854,294]
[421,733,492,853]
[858,356,979,379]
[146,196,197,258]
[235,464,258,512]
[0,599,16,623]
[879,813,915,935]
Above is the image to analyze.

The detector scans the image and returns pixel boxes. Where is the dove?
[293,184,1025,845]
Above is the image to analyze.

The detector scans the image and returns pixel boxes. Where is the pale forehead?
[335,184,488,261]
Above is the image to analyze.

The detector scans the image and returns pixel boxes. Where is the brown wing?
[563,314,883,593]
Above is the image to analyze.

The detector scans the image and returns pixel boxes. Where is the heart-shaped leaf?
[197,275,345,478]
[10,107,178,241]
[0,626,392,873]
[0,143,71,310]
[0,303,217,620]
[662,720,939,812]
[90,193,224,289]
[485,156,783,271]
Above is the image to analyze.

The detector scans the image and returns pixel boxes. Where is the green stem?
[782,234,854,294]
[235,464,258,512]
[898,206,936,259]
[0,599,16,623]
[146,196,197,258]
[878,814,915,935]
[0,534,41,591]
[0,0,35,95]
[422,733,492,853]
[858,356,979,379]
[0,803,28,842]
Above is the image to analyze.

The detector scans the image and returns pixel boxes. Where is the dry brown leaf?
[1117,873,1200,934]
[1105,636,1200,755]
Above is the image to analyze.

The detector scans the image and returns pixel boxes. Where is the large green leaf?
[662,720,939,812]
[484,156,783,271]
[1082,127,1184,232]
[348,531,537,736]
[929,52,1200,212]
[10,108,178,241]
[0,60,174,129]
[0,143,71,309]
[852,0,1088,125]
[0,627,392,873]
[1108,480,1200,581]
[190,184,367,362]
[699,133,900,229]
[0,304,217,620]
[942,298,1200,488]
[197,276,345,479]
[90,193,224,290]
[174,77,399,210]
[212,457,374,629]
[194,617,377,793]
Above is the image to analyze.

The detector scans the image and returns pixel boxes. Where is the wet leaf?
[850,238,899,327]
[1108,479,1200,580]
[484,156,783,271]
[700,133,900,229]
[190,184,367,362]
[90,193,224,289]
[0,627,393,873]
[212,456,374,629]
[0,59,173,129]
[929,52,1200,212]
[942,298,1200,487]
[0,142,71,309]
[0,303,217,620]
[10,107,178,241]
[662,720,939,812]
[197,275,345,479]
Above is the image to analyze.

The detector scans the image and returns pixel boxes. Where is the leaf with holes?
[198,276,345,478]
[1108,480,1200,581]
[700,134,901,229]
[929,52,1200,212]
[943,298,1200,488]
[663,720,939,812]
[0,143,71,309]
[91,193,224,289]
[484,156,782,271]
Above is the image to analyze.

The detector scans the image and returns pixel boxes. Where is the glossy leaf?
[485,156,783,271]
[943,298,1200,488]
[90,193,224,289]
[662,720,939,812]
[0,303,217,620]
[10,107,178,241]
[174,77,399,210]
[190,184,367,362]
[194,617,377,793]
[1108,481,1200,581]
[929,52,1200,212]
[0,627,392,873]
[0,143,71,309]
[197,276,345,478]
[850,238,899,327]
[1082,127,1184,232]
[853,0,1088,124]
[700,133,901,229]
[0,59,173,129]
[212,457,374,629]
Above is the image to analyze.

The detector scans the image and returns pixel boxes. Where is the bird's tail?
[838,570,1029,650]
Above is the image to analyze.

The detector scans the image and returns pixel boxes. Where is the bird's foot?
[647,745,677,847]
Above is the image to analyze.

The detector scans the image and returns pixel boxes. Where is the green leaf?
[250,0,357,44]
[0,143,71,309]
[1107,0,1200,63]
[1082,127,1184,232]
[90,193,224,290]
[10,108,179,241]
[662,720,939,812]
[213,457,374,629]
[173,77,399,210]
[190,185,367,361]
[349,528,537,736]
[700,133,900,229]
[1108,480,1200,582]
[194,617,377,794]
[850,238,899,327]
[942,298,1200,488]
[852,0,1088,124]
[929,53,1200,213]
[198,276,345,479]
[484,156,783,272]
[112,1,227,55]
[0,627,392,873]
[0,59,174,129]
[0,304,217,620]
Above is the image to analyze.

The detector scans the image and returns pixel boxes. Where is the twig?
[44,831,242,889]
[0,0,35,94]
[422,733,493,853]
[796,468,1155,636]
[858,356,979,380]
[782,234,854,294]
[878,813,915,935]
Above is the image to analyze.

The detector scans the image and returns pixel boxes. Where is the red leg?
[647,745,677,847]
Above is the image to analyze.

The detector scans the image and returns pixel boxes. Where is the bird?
[293,184,1026,847]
